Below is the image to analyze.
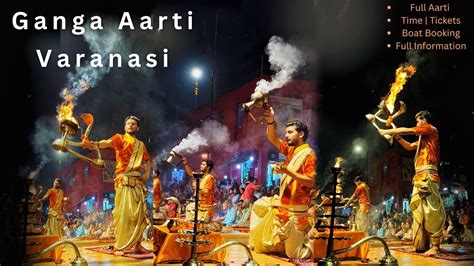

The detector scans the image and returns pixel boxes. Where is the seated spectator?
[164,197,180,218]
[401,222,413,241]
[100,225,113,239]
[230,187,241,204]
[383,223,395,239]
[370,223,380,236]
[233,201,252,227]
[376,223,385,238]
[214,200,231,223]
[74,220,85,237]
[222,198,240,226]
[394,222,412,241]
[443,219,455,243]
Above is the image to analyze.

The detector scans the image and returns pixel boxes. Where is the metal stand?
[317,161,398,266]
[27,239,88,265]
[334,236,398,265]
[175,172,259,266]
[179,172,208,266]
[317,164,348,266]
[197,241,259,266]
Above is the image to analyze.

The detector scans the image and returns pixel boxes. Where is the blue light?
[249,156,254,161]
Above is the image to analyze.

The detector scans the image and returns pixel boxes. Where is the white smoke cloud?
[32,116,60,165]
[27,168,40,180]
[174,130,208,154]
[174,120,234,153]
[405,50,425,68]
[31,116,75,172]
[158,120,235,158]
[255,36,305,95]
[65,24,128,101]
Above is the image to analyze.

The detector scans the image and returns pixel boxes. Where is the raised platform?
[30,235,474,266]
[26,235,62,264]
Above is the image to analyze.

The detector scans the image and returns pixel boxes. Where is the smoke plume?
[32,116,61,165]
[170,120,236,155]
[174,130,208,154]
[405,50,425,68]
[254,36,305,95]
[64,24,128,102]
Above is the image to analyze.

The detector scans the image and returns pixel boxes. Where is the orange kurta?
[354,183,371,206]
[109,133,151,176]
[410,123,444,250]
[278,142,317,208]
[250,142,316,259]
[46,188,64,216]
[199,174,215,205]
[153,177,161,209]
[413,123,440,183]
[108,132,150,251]
[45,188,64,238]
[199,174,216,218]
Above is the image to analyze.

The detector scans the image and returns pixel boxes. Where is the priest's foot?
[136,244,151,253]
[113,250,125,256]
[422,246,441,256]
[125,244,151,254]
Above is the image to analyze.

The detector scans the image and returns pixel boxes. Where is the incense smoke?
[405,50,425,68]
[32,116,61,165]
[173,120,235,154]
[154,120,239,166]
[254,36,305,95]
[65,23,128,101]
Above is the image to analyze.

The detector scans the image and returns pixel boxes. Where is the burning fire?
[385,65,416,114]
[55,81,88,124]
[334,156,344,168]
[56,89,76,123]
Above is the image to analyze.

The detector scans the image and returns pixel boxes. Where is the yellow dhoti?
[355,204,370,233]
[45,188,64,238]
[410,167,445,252]
[250,196,313,259]
[113,174,148,251]
[280,213,313,259]
[46,211,63,238]
[250,196,285,254]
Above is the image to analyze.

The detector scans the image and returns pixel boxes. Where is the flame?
[56,89,76,123]
[385,65,416,114]
[334,156,344,168]
[55,81,89,123]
